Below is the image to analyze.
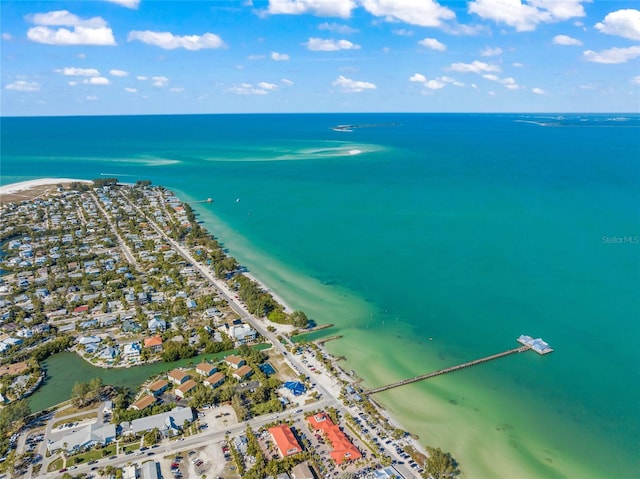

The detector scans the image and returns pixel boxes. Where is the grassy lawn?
[47,444,119,472]
[55,403,97,417]
[47,458,63,472]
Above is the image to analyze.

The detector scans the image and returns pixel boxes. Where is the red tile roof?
[144,335,163,348]
[269,424,302,457]
[307,412,361,465]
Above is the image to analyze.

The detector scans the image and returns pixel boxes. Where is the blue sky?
[2,0,639,115]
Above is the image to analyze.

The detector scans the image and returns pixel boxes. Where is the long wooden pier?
[365,345,530,395]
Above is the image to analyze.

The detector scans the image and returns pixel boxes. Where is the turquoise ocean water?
[1,114,639,478]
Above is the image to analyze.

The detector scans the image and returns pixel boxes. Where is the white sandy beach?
[0,178,92,195]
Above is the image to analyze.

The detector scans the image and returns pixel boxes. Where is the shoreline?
[0,178,92,195]
[1,178,433,471]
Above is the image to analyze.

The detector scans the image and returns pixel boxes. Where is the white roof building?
[119,406,193,437]
[47,422,116,453]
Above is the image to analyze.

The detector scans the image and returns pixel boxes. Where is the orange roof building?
[175,379,198,398]
[131,395,156,411]
[167,368,190,385]
[147,379,169,396]
[269,424,302,457]
[307,412,361,465]
[205,371,225,389]
[232,365,253,380]
[143,335,163,351]
[224,355,246,369]
[196,362,217,377]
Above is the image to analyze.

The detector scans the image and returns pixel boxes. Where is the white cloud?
[583,46,640,64]
[227,83,274,95]
[513,62,524,67]
[136,75,148,81]
[438,76,465,87]
[104,0,140,9]
[271,51,290,61]
[151,76,169,87]
[393,29,413,36]
[5,80,40,92]
[258,82,278,90]
[169,87,184,93]
[409,73,445,90]
[632,75,640,85]
[418,38,446,51]
[480,46,502,56]
[553,34,582,45]
[28,25,116,46]
[318,22,358,34]
[482,73,519,89]
[26,10,116,46]
[361,0,455,27]
[595,9,640,41]
[68,81,77,86]
[468,0,587,32]
[449,60,500,73]
[267,0,356,18]
[532,87,546,94]
[127,31,225,50]
[86,95,98,100]
[124,87,137,93]
[248,54,267,60]
[84,77,110,85]
[2,33,12,41]
[77,53,86,59]
[304,37,360,51]
[57,67,100,76]
[332,75,376,93]
[28,10,107,27]
[281,78,294,85]
[109,69,129,77]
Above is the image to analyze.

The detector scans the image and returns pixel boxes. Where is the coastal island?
[0,179,459,479]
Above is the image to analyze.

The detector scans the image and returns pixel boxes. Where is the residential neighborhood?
[0,180,454,479]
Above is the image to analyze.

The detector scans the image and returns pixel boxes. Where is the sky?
[1,0,639,115]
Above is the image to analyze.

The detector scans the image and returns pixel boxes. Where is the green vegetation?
[0,400,31,457]
[161,341,197,362]
[70,378,103,408]
[425,446,459,479]
[92,178,119,187]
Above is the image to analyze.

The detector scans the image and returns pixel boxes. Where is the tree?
[290,311,309,328]
[425,446,459,479]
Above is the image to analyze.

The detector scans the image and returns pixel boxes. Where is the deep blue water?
[2,113,639,478]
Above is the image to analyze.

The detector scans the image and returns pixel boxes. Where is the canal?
[29,345,270,412]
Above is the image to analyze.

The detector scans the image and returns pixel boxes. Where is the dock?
[365,335,552,396]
